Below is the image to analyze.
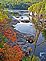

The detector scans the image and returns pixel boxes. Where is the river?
[9,10,46,60]
[12,22,46,60]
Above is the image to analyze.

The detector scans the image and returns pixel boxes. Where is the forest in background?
[0,0,44,10]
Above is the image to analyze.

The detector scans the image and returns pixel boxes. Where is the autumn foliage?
[0,44,24,61]
[4,28,17,42]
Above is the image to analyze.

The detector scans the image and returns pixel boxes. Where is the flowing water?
[13,22,46,60]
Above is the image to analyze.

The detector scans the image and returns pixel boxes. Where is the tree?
[2,44,24,61]
[0,0,45,10]
[28,0,46,61]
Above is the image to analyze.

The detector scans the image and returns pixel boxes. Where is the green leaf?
[22,55,41,61]
[0,44,3,48]
[32,55,41,61]
[42,29,46,39]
